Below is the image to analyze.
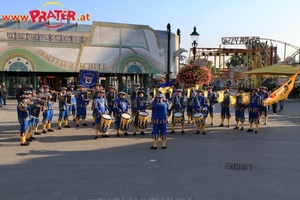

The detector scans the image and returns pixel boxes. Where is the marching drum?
[138,112,149,130]
[99,114,112,133]
[30,104,42,118]
[120,113,131,131]
[173,112,183,124]
[193,112,204,125]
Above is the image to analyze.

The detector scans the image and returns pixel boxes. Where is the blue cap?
[24,90,32,94]
[156,94,164,98]
[20,95,28,99]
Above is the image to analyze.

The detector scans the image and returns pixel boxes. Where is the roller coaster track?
[260,38,300,64]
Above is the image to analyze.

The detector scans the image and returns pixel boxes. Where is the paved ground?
[1,98,300,200]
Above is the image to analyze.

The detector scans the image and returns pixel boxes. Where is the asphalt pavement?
[1,98,300,200]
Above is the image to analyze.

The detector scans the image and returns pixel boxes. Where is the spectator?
[279,100,284,112]
[0,84,3,107]
[16,84,24,103]
[1,82,7,105]
[28,84,34,92]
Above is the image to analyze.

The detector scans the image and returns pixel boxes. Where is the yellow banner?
[159,86,172,95]
[264,71,299,106]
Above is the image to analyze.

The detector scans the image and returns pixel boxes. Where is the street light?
[190,26,199,61]
[167,23,171,82]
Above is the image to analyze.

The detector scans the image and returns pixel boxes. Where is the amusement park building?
[0,19,183,95]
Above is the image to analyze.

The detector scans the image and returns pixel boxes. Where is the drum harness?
[175,95,182,113]
[195,94,202,113]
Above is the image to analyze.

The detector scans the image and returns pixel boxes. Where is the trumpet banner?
[264,71,299,106]
[217,91,224,102]
[241,92,251,105]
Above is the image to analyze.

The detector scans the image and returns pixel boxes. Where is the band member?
[67,85,76,121]
[23,90,35,142]
[207,86,217,125]
[130,83,139,121]
[219,86,231,127]
[17,95,30,146]
[92,83,101,125]
[114,91,130,136]
[93,90,108,139]
[247,88,262,134]
[150,85,160,123]
[151,94,168,149]
[133,90,147,136]
[151,85,160,99]
[75,85,89,127]
[258,86,269,125]
[58,87,71,130]
[166,83,176,123]
[187,84,196,124]
[170,89,186,134]
[234,90,247,130]
[106,85,116,119]
[41,85,55,133]
[30,90,42,135]
[193,89,210,135]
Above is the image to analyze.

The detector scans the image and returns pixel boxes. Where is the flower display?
[177,63,212,86]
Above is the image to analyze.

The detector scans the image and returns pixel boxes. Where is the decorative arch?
[4,57,33,71]
[123,61,145,73]
[0,48,36,72]
[114,54,161,74]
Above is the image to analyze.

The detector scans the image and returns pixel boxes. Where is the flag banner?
[159,79,176,95]
[79,70,99,89]
[264,71,299,106]
[159,79,176,88]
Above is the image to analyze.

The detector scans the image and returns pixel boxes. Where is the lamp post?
[166,23,171,83]
[190,26,199,61]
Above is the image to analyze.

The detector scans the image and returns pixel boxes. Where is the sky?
[1,0,300,61]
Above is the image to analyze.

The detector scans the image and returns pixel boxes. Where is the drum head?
[102,114,112,120]
[122,113,131,119]
[174,112,182,117]
[194,113,203,117]
[139,112,148,116]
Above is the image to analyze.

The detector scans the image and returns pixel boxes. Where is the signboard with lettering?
[221,37,260,45]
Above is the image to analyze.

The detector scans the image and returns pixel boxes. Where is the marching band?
[16,83,273,148]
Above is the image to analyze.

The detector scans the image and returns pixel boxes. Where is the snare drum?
[99,114,112,133]
[120,113,131,131]
[30,104,42,118]
[138,112,149,130]
[173,112,183,124]
[193,112,204,125]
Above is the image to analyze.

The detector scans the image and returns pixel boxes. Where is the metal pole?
[167,23,171,83]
